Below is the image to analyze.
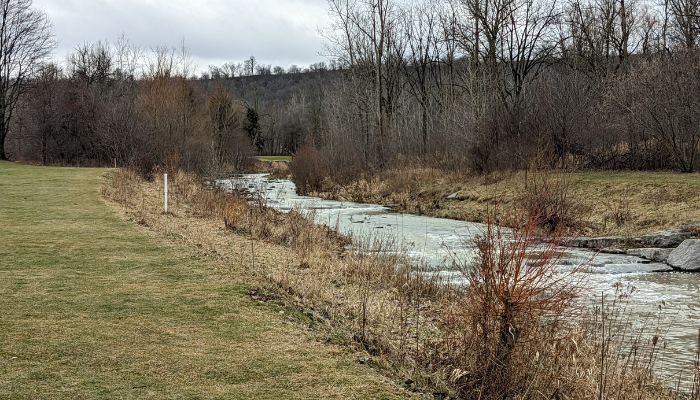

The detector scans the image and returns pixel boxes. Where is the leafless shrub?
[321,142,369,186]
[604,195,632,228]
[444,208,585,398]
[519,166,590,233]
[268,161,290,178]
[289,144,329,194]
[608,51,700,173]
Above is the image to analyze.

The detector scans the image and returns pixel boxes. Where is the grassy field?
[256,156,292,162]
[0,161,412,399]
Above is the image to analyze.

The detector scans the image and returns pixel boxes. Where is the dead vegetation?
[305,164,700,238]
[103,167,696,399]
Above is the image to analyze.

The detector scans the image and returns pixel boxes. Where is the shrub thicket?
[289,144,329,194]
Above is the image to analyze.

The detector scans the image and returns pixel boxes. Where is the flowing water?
[223,174,700,387]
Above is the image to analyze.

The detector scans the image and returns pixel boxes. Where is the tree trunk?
[0,115,8,160]
[421,92,428,155]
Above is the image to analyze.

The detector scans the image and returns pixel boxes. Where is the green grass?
[0,161,410,399]
[256,156,292,162]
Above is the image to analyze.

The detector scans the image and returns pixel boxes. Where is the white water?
[223,173,700,388]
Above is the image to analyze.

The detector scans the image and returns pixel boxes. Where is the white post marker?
[164,173,168,213]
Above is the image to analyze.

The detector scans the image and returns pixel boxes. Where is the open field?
[0,161,413,399]
[256,156,293,162]
[310,167,700,237]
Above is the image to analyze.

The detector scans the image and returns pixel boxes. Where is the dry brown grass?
[312,166,700,237]
[252,159,291,178]
[103,167,689,399]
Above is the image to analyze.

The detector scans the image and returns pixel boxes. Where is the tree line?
[310,0,700,176]
[0,1,330,174]
[3,32,330,174]
[6,40,261,175]
[3,0,700,176]
[201,56,342,79]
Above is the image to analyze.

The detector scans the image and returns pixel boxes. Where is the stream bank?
[296,166,700,239]
[226,173,700,389]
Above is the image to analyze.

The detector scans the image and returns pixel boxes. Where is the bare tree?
[611,52,700,172]
[207,83,251,170]
[222,61,242,77]
[244,56,257,76]
[565,0,639,78]
[208,64,227,80]
[113,33,143,79]
[324,0,405,166]
[26,62,61,165]
[309,62,328,71]
[638,5,663,54]
[69,41,114,85]
[0,0,56,160]
[495,0,562,105]
[255,64,272,75]
[668,0,700,48]
[458,0,516,80]
[403,0,443,155]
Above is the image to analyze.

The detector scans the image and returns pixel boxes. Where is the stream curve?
[223,173,700,387]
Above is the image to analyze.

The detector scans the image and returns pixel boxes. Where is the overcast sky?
[33,0,332,73]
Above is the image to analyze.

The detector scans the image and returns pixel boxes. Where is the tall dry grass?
[520,166,591,234]
[104,168,689,399]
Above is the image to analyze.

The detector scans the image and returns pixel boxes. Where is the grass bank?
[0,161,413,399]
[308,167,700,237]
[101,166,687,399]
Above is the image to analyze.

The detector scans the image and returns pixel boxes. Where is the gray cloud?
[33,0,330,71]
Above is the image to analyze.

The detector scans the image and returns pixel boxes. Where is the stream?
[223,173,700,387]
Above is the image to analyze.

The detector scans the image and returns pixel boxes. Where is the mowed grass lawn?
[0,162,410,399]
[255,156,292,162]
